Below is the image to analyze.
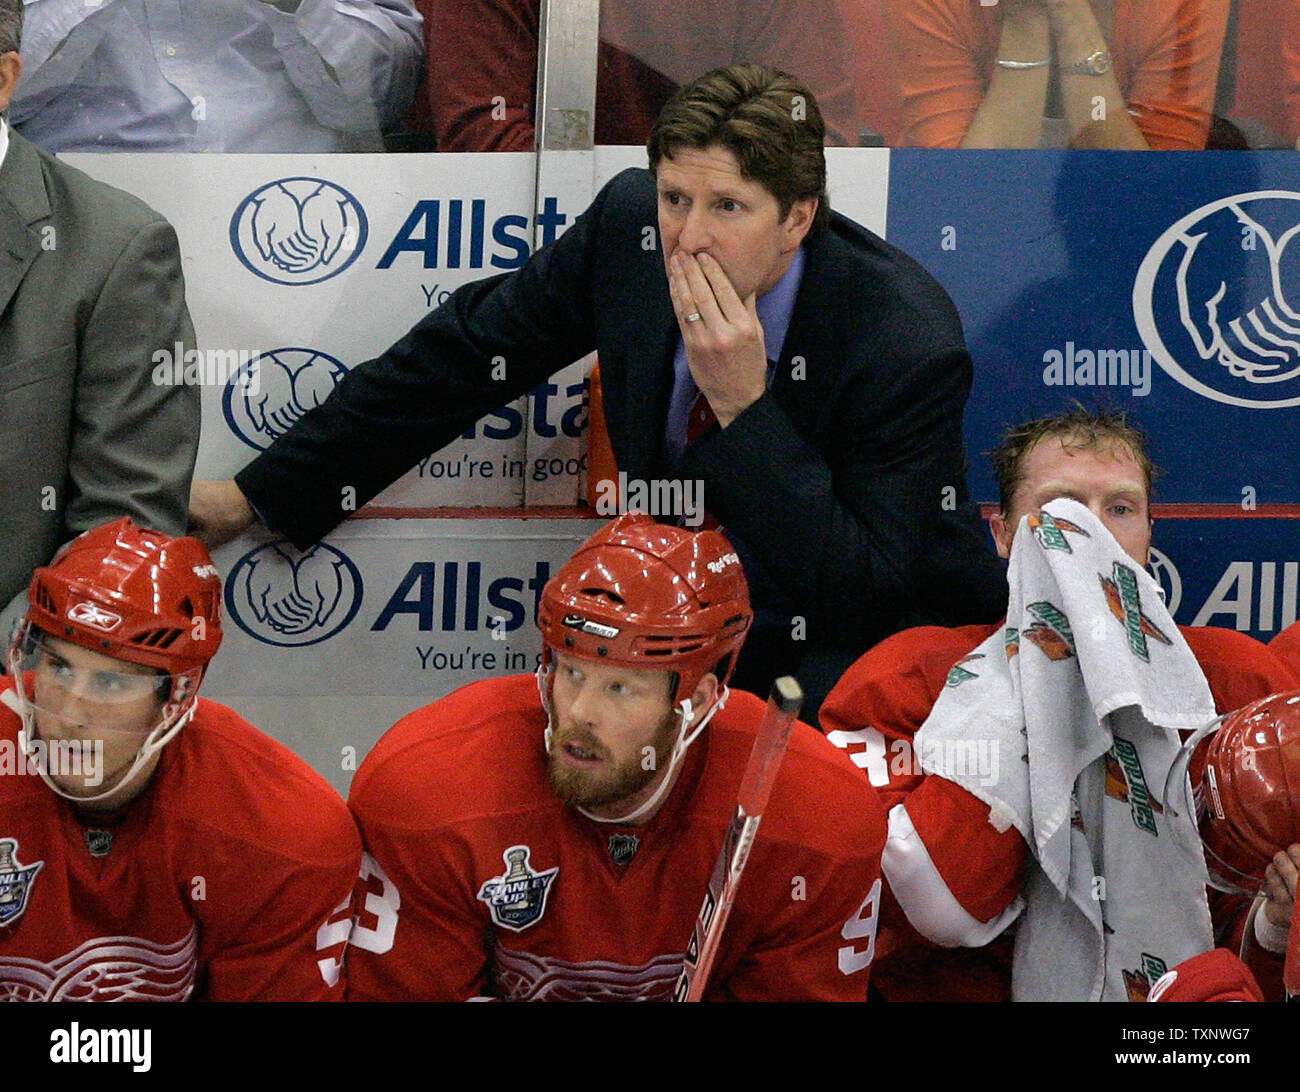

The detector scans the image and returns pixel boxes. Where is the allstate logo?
[230,178,367,286]
[1147,547,1183,618]
[222,347,349,452]
[1134,191,1300,408]
[224,541,363,647]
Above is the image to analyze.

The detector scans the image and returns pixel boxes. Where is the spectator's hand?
[669,251,768,428]
[189,480,257,549]
[1263,843,1300,929]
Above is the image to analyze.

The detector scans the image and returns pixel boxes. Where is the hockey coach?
[343,513,887,1000]
[190,61,1005,721]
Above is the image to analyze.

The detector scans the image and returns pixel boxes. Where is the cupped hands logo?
[225,542,363,647]
[230,178,367,285]
[1134,191,1300,408]
[222,347,348,452]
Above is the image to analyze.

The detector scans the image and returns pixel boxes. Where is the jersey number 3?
[349,852,402,955]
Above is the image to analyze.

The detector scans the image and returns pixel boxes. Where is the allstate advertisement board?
[201,517,603,791]
[63,152,591,508]
[885,150,1300,505]
[204,518,603,695]
[1151,520,1300,638]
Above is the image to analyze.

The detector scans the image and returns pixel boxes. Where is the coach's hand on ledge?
[189,479,256,549]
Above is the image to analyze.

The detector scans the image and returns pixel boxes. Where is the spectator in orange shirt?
[884,0,1229,149]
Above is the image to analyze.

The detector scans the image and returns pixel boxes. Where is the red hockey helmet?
[20,517,223,677]
[537,512,752,705]
[1197,690,1300,894]
[6,519,225,805]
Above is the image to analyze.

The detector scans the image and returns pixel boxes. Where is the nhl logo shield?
[0,838,44,926]
[84,829,114,858]
[476,845,558,933]
[608,833,639,866]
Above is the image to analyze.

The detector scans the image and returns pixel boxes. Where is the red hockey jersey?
[0,685,361,1001]
[1269,621,1300,683]
[819,622,1298,1001]
[346,674,887,1001]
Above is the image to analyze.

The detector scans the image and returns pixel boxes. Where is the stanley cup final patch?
[0,838,44,926]
[476,846,559,932]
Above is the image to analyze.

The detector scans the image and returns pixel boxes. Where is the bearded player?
[345,512,887,1001]
[0,519,360,1001]
[819,407,1298,1001]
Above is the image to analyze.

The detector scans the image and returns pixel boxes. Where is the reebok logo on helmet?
[67,602,123,632]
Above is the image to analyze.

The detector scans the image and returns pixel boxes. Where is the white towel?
[915,498,1215,1001]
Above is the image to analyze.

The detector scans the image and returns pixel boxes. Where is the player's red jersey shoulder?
[1269,621,1300,682]
[157,696,359,869]
[1180,626,1298,715]
[820,623,999,743]
[711,687,887,860]
[348,673,557,832]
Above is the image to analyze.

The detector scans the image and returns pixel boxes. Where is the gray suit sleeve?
[64,216,199,539]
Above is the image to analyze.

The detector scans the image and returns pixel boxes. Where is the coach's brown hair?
[648,63,830,233]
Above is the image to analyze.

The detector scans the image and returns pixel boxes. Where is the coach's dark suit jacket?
[0,129,196,633]
[238,168,1005,713]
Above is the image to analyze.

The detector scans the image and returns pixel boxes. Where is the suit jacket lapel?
[0,133,48,319]
[614,259,677,480]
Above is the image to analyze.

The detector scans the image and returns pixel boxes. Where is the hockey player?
[0,519,360,1001]
[819,407,1298,1001]
[345,512,887,1001]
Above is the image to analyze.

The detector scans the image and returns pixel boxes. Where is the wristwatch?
[1063,49,1113,76]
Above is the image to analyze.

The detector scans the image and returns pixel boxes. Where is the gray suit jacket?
[0,128,197,633]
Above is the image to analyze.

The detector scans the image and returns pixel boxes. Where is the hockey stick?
[672,675,803,1002]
